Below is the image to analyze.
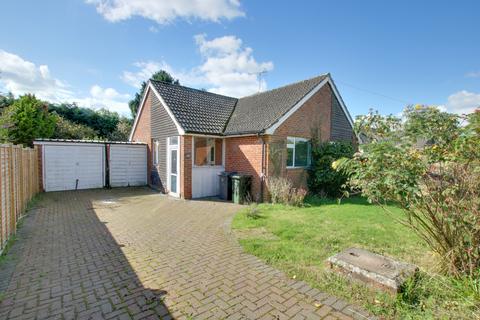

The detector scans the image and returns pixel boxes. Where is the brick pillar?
[34,145,44,192]
[180,135,192,199]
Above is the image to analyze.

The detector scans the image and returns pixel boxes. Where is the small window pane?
[153,140,159,165]
[287,137,295,146]
[194,137,208,166]
[169,136,178,145]
[287,147,294,167]
[210,145,215,162]
[171,150,177,174]
[295,140,308,167]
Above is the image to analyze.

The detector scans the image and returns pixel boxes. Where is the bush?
[267,176,291,204]
[0,94,56,146]
[52,115,98,140]
[336,107,480,276]
[266,176,307,206]
[308,141,354,197]
[289,188,307,207]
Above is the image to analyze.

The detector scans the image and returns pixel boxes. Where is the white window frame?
[167,136,180,197]
[152,139,159,165]
[286,137,312,168]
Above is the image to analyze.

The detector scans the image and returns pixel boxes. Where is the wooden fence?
[0,144,39,253]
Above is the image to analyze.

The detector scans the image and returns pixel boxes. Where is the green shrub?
[336,107,480,276]
[308,141,354,197]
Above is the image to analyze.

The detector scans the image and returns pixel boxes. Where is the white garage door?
[43,143,105,192]
[109,144,147,187]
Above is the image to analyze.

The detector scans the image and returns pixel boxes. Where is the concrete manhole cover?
[327,247,418,293]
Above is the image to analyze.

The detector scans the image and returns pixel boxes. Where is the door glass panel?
[170,175,177,193]
[171,150,177,174]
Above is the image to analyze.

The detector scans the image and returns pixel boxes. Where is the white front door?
[167,136,180,197]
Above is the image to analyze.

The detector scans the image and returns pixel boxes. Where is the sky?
[0,0,479,118]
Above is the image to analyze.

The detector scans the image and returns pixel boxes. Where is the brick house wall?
[224,136,264,202]
[264,83,354,195]
[131,88,153,185]
[180,135,192,199]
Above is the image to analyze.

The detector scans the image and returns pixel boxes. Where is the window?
[194,137,222,166]
[152,139,160,165]
[286,137,311,168]
[169,136,178,146]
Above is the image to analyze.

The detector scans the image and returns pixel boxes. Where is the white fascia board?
[264,75,355,135]
[128,82,185,141]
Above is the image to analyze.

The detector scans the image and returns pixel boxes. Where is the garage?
[109,144,147,187]
[34,139,147,192]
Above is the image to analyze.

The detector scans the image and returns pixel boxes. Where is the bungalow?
[129,73,355,201]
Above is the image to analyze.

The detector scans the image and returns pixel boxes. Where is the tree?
[0,92,15,112]
[0,94,56,146]
[335,106,480,276]
[108,118,132,141]
[48,103,121,139]
[52,115,98,140]
[128,70,179,118]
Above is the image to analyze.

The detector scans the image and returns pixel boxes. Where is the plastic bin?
[218,171,236,200]
[231,174,252,204]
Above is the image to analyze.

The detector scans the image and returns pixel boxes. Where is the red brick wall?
[266,84,333,192]
[181,135,192,199]
[225,136,264,202]
[273,84,332,141]
[35,145,44,192]
[131,88,153,184]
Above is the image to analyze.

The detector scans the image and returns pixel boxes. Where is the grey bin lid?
[218,171,237,176]
[231,174,252,179]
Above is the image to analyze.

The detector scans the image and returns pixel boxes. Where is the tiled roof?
[150,80,237,135]
[149,74,329,135]
[224,74,328,134]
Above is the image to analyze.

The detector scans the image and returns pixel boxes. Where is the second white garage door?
[109,144,147,187]
[43,143,105,192]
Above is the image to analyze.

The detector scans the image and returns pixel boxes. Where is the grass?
[232,197,479,319]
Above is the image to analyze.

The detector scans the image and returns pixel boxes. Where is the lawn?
[232,197,479,319]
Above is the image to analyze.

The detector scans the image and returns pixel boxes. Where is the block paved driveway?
[0,188,371,320]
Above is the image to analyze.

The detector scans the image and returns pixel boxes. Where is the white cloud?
[0,49,72,102]
[85,0,244,24]
[465,71,480,78]
[121,61,172,88]
[149,25,159,33]
[122,34,274,97]
[0,49,131,116]
[72,85,131,115]
[444,90,480,114]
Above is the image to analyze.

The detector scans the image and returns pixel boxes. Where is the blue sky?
[1,0,479,118]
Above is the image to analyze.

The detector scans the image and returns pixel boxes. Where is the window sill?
[286,166,311,170]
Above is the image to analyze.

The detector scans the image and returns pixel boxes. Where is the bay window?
[286,137,312,168]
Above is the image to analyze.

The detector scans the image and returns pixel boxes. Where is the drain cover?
[327,247,418,293]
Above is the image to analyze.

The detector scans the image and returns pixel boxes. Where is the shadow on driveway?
[0,188,172,319]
